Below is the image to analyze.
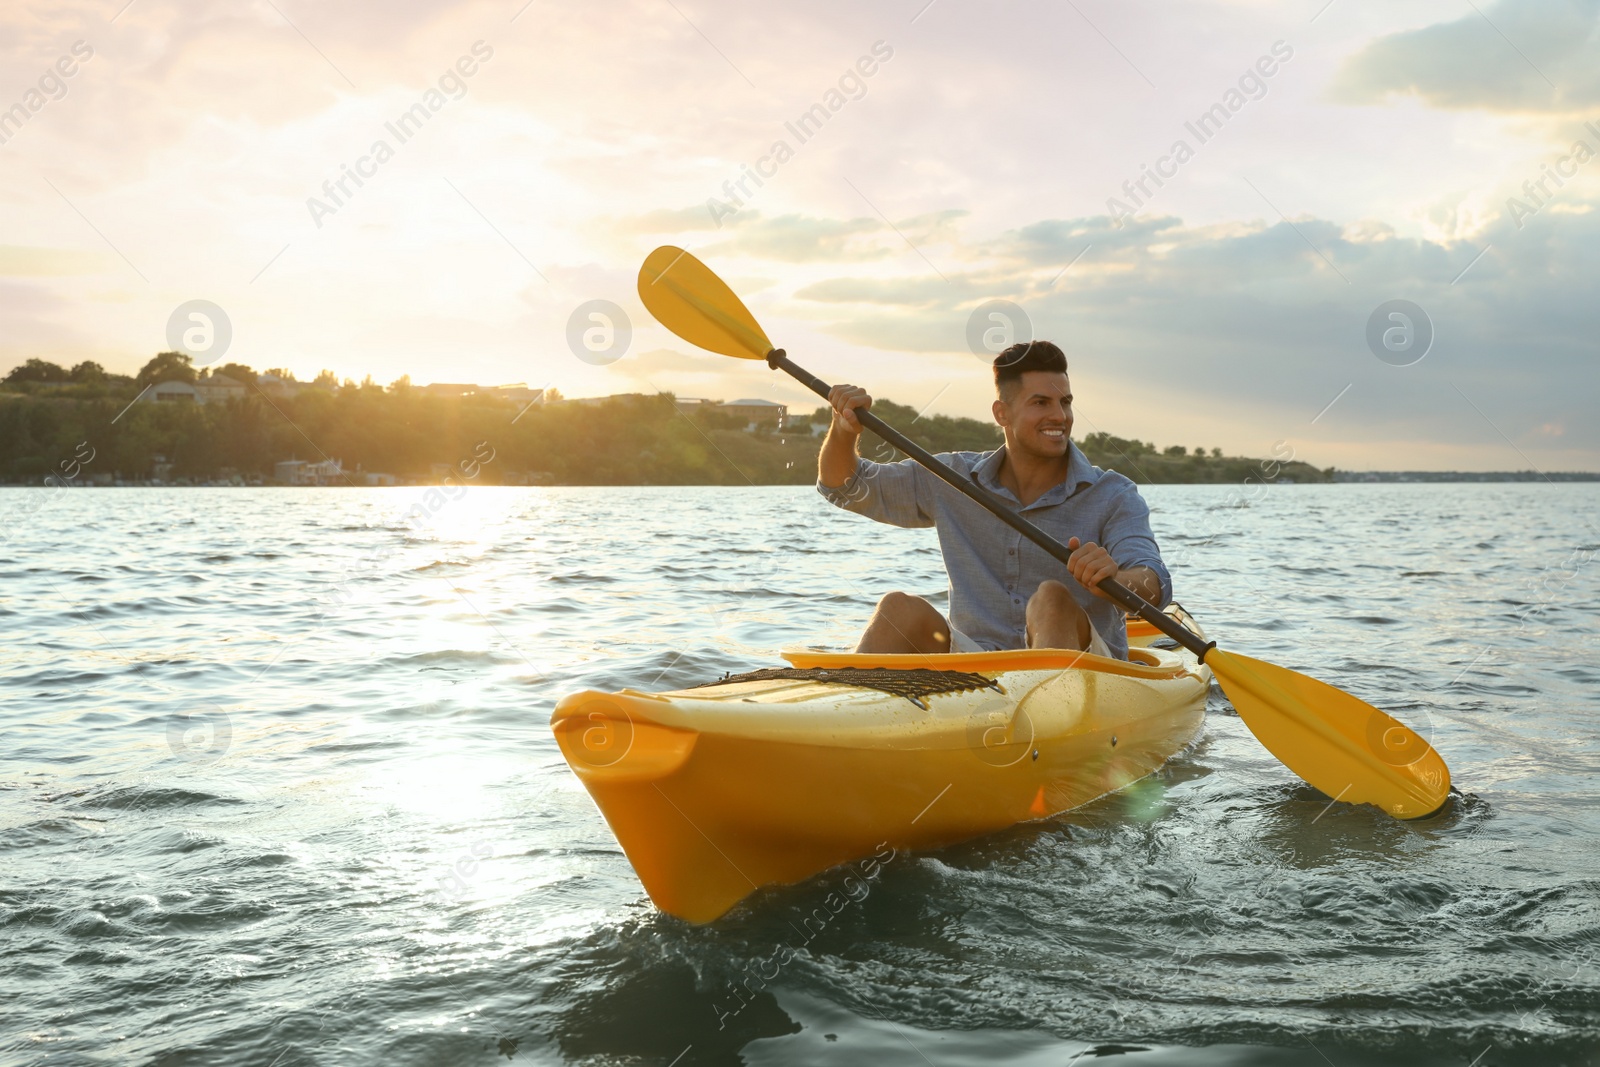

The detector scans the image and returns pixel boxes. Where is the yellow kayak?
[551,606,1210,923]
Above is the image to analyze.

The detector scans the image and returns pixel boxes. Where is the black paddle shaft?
[766,349,1215,661]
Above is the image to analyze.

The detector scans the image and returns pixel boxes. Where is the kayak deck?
[551,611,1210,923]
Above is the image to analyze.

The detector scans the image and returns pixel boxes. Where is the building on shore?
[145,380,200,404]
[194,373,247,403]
[141,374,248,405]
[274,458,345,485]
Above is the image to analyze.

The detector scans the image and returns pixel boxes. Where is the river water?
[3,484,1597,1066]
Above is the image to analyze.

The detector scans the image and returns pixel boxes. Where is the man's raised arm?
[818,383,871,489]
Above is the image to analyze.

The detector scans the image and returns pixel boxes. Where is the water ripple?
[1,484,1597,1065]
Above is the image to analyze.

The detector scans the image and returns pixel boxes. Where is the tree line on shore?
[0,355,1334,485]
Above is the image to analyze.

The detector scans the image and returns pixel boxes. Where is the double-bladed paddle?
[636,244,1452,819]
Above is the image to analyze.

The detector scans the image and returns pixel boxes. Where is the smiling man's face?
[993,370,1072,460]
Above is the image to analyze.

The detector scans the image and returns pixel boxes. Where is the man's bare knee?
[1026,580,1090,650]
[877,589,924,613]
[860,591,950,654]
[887,592,940,629]
[1032,579,1072,600]
[1027,580,1081,615]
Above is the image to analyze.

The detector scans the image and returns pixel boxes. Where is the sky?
[2,0,1597,471]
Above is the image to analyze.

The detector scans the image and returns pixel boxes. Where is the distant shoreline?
[5,367,1594,486]
[1330,471,1599,482]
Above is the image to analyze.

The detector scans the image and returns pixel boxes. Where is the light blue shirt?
[817,444,1171,660]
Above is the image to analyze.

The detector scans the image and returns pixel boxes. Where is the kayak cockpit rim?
[777,645,1199,681]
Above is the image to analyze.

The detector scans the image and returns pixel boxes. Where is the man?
[816,340,1169,660]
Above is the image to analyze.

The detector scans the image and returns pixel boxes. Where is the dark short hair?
[994,340,1067,396]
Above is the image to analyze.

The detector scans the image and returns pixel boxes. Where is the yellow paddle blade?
[637,245,772,360]
[1207,648,1451,819]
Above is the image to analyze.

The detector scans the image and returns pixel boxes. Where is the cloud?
[1331,0,1600,111]
[771,202,1600,462]
[983,215,1183,266]
[887,208,969,246]
[795,274,968,306]
[703,212,885,262]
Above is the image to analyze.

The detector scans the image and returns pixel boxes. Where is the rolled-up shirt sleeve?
[816,455,935,529]
[1100,483,1172,607]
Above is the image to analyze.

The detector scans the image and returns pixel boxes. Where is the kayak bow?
[551,609,1209,923]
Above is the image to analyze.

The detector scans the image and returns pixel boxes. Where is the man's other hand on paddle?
[1068,536,1161,604]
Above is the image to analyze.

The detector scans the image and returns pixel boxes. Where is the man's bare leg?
[856,591,953,654]
[1025,579,1092,650]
